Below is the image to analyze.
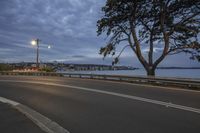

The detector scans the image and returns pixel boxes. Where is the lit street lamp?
[31,39,51,68]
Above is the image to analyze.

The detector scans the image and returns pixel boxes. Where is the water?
[59,69,200,79]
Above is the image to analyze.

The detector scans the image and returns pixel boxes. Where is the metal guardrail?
[0,71,199,90]
[61,73,200,90]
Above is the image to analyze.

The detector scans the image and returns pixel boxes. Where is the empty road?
[0,75,200,133]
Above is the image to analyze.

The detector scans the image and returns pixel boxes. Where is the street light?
[31,40,37,46]
[31,39,51,69]
[31,39,40,68]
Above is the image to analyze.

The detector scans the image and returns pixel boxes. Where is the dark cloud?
[0,0,199,67]
[0,0,104,62]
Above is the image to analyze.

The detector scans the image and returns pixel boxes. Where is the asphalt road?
[0,75,200,133]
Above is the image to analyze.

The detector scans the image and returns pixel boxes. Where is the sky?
[0,0,199,67]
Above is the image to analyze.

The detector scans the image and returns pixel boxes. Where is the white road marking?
[16,104,70,133]
[0,96,19,106]
[0,79,200,114]
[74,77,200,93]
[1,75,200,93]
[0,96,70,133]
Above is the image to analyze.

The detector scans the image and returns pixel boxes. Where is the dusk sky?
[0,0,199,67]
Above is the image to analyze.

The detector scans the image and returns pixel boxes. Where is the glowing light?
[31,40,37,46]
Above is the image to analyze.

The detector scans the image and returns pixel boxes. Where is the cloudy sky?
[0,0,199,67]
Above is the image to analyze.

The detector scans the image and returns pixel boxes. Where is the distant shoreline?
[157,67,200,69]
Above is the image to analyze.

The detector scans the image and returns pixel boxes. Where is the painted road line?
[0,96,70,133]
[1,75,200,93]
[73,77,200,93]
[0,80,200,114]
[0,96,19,106]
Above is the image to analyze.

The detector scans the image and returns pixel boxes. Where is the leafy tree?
[0,64,12,71]
[97,0,200,76]
[40,66,55,72]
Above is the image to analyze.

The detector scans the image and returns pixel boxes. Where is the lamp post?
[31,39,40,68]
[31,39,51,69]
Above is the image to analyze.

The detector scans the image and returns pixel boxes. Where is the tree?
[97,0,200,76]
[0,64,12,71]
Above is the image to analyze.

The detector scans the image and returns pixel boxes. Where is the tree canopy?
[97,0,200,76]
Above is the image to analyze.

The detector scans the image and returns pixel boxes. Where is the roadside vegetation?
[40,67,55,72]
[0,64,12,71]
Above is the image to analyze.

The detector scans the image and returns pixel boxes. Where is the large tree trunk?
[146,68,155,76]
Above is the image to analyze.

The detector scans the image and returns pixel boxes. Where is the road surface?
[0,75,200,133]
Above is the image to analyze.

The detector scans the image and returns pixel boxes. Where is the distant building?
[6,62,138,72]
[53,63,137,71]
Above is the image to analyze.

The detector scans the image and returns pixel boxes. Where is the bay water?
[59,69,200,79]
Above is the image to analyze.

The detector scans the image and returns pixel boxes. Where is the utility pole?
[31,39,40,68]
[36,39,39,68]
[31,39,51,69]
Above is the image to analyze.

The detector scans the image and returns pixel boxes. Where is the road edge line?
[69,77,200,93]
[1,80,200,114]
[0,96,70,133]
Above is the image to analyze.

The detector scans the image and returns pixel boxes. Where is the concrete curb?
[0,96,70,133]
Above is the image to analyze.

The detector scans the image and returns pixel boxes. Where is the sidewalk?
[0,102,45,133]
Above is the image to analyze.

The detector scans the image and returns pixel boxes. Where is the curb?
[0,96,70,133]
